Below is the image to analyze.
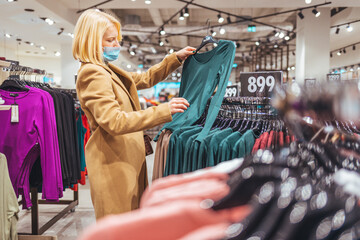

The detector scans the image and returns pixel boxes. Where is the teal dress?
[155,40,236,141]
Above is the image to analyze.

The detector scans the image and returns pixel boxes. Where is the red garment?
[291,135,296,142]
[279,131,284,147]
[81,114,91,148]
[260,132,269,150]
[267,131,274,149]
[79,200,251,240]
[251,134,263,154]
[70,184,78,191]
[285,135,290,145]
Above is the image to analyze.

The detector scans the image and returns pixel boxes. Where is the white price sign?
[224,85,238,97]
[240,71,282,97]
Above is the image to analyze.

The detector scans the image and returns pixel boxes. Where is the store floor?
[17,141,157,240]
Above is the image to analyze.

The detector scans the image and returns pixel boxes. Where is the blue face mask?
[103,46,121,62]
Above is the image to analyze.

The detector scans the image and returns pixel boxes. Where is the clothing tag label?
[0,97,4,105]
[10,93,19,97]
[11,104,19,123]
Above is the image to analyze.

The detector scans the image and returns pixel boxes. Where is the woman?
[73,9,195,220]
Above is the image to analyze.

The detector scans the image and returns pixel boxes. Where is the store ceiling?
[0,0,359,68]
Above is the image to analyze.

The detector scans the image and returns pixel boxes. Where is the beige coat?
[76,53,182,219]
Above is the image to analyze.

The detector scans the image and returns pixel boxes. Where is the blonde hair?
[72,9,122,65]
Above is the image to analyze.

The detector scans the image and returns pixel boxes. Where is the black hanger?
[0,77,29,92]
[195,35,219,54]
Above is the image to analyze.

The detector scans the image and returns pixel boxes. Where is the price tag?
[11,104,19,123]
[224,85,238,97]
[327,74,340,82]
[239,71,283,97]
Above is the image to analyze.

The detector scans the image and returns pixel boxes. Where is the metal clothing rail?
[18,187,79,235]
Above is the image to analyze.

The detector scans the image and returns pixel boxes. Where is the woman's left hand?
[176,46,196,62]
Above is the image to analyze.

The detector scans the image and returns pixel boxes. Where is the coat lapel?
[108,63,141,111]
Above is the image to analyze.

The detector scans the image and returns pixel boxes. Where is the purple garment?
[0,87,63,209]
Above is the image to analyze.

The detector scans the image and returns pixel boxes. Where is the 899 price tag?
[224,85,238,97]
[240,71,282,97]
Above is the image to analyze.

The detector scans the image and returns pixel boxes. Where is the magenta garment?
[0,87,63,208]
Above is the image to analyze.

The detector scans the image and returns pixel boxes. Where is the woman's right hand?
[168,97,190,115]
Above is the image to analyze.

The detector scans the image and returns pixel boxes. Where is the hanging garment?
[155,40,236,141]
[76,53,181,219]
[0,87,63,209]
[76,108,87,185]
[0,153,19,240]
[152,129,172,181]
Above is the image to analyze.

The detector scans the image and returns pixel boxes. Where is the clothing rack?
[18,188,79,235]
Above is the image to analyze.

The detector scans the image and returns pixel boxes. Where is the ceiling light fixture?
[346,24,353,32]
[130,49,136,56]
[330,52,333,58]
[57,28,64,35]
[45,18,55,25]
[298,11,305,20]
[145,0,151,4]
[159,40,164,46]
[184,7,189,17]
[274,43,278,48]
[275,31,280,37]
[68,33,74,38]
[353,45,356,51]
[312,8,320,17]
[343,48,346,54]
[217,13,224,23]
[160,27,166,35]
[279,32,285,39]
[219,27,226,35]
[169,49,174,54]
[5,33,11,38]
[179,10,185,20]
[335,27,340,34]
[236,42,241,48]
[337,50,341,56]
[54,51,61,56]
[40,46,45,50]
[255,41,260,46]
[284,35,290,41]
[127,64,132,69]
[7,0,17,2]
[305,0,312,4]
[210,29,216,37]
[227,16,232,24]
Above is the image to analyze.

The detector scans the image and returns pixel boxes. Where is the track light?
[159,40,164,46]
[284,35,290,41]
[145,0,151,4]
[68,33,74,38]
[160,27,166,35]
[54,51,61,56]
[274,43,278,48]
[40,46,45,50]
[275,31,280,37]
[219,27,226,35]
[292,51,295,56]
[184,7,189,17]
[227,16,231,24]
[330,52,333,58]
[335,27,340,34]
[346,24,353,32]
[279,32,285,39]
[353,45,356,51]
[236,42,241,48]
[255,41,260,46]
[57,28,64,35]
[305,0,312,4]
[129,49,136,56]
[298,11,304,20]
[217,13,224,23]
[350,66,354,72]
[45,18,55,25]
[5,33,11,38]
[165,39,169,44]
[179,10,185,20]
[337,50,341,56]
[169,49,174,54]
[312,8,320,17]
[343,48,346,54]
[210,29,216,37]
